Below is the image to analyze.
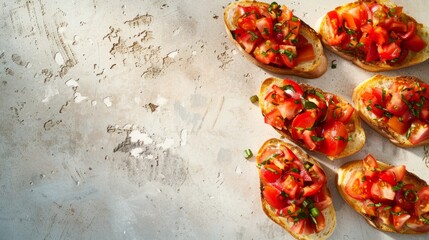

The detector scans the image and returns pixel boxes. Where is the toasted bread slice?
[224,1,327,78]
[353,74,429,147]
[318,0,429,71]
[337,158,429,234]
[259,77,365,159]
[257,138,336,240]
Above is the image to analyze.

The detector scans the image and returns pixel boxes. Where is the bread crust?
[317,0,429,71]
[337,159,429,234]
[259,77,365,160]
[224,1,328,78]
[257,138,336,240]
[352,74,429,147]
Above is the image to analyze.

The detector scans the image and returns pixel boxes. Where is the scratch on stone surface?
[423,146,429,168]
[211,96,224,129]
[124,13,153,27]
[43,119,62,130]
[196,100,211,133]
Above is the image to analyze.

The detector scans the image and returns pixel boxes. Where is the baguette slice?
[353,74,429,147]
[257,138,336,240]
[224,1,327,78]
[259,77,365,159]
[318,0,429,72]
[337,158,429,234]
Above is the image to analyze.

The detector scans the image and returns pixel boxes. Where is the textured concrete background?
[0,0,428,239]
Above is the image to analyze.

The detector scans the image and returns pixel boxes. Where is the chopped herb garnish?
[404,189,419,202]
[279,49,296,60]
[290,38,299,45]
[265,166,278,174]
[419,216,429,224]
[268,2,278,12]
[392,181,403,191]
[334,136,349,142]
[304,161,313,170]
[247,31,259,41]
[295,126,305,131]
[250,95,259,104]
[262,51,267,57]
[291,168,299,173]
[406,126,412,139]
[345,28,356,35]
[302,99,318,109]
[291,16,299,22]
[282,84,295,92]
[263,28,269,35]
[280,190,289,198]
[384,206,392,210]
[331,60,337,69]
[274,23,283,32]
[243,149,253,159]
[311,136,325,142]
[310,207,320,217]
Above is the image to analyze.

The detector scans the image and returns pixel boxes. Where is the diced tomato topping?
[409,120,429,145]
[255,17,273,39]
[362,199,376,216]
[395,184,419,210]
[370,180,395,202]
[233,4,315,67]
[403,33,428,52]
[303,165,326,197]
[345,171,372,200]
[238,13,257,31]
[264,108,284,130]
[392,206,411,231]
[279,45,297,68]
[263,185,288,209]
[387,116,410,134]
[319,121,349,157]
[362,154,379,179]
[291,111,317,140]
[415,187,429,216]
[254,40,278,64]
[277,98,303,120]
[260,164,282,183]
[324,2,427,64]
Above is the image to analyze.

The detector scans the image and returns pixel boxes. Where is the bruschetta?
[337,154,429,233]
[353,74,429,147]
[318,0,429,71]
[224,1,328,78]
[256,138,336,239]
[259,77,365,159]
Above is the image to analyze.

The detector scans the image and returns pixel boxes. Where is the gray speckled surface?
[0,0,428,239]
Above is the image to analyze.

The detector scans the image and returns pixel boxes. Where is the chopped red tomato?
[281,174,300,199]
[326,102,355,124]
[233,4,315,67]
[387,116,410,135]
[313,189,332,211]
[403,33,427,52]
[254,40,278,64]
[238,13,257,31]
[277,98,303,120]
[409,120,429,145]
[395,184,418,210]
[345,171,372,200]
[378,42,401,61]
[291,111,317,140]
[319,121,348,157]
[392,206,411,231]
[282,79,303,99]
[233,29,261,53]
[415,187,429,216]
[263,185,288,209]
[324,2,427,64]
[302,130,318,151]
[264,108,284,130]
[303,165,326,197]
[406,216,429,232]
[279,45,297,68]
[362,154,379,179]
[256,17,273,39]
[370,180,395,201]
[260,164,282,183]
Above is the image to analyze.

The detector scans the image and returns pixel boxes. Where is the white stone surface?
[0,0,428,239]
